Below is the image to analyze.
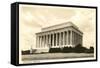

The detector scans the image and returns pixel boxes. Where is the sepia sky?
[19,4,96,50]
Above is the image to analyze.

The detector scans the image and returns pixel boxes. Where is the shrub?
[49,48,61,53]
[62,47,74,53]
[74,44,87,53]
[49,44,94,53]
[22,50,30,55]
[22,49,37,55]
[85,46,94,53]
[89,47,94,53]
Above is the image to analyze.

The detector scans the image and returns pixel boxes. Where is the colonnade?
[36,30,82,48]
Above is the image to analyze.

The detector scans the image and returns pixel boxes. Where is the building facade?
[35,22,83,53]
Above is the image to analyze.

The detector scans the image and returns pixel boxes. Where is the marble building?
[35,22,83,53]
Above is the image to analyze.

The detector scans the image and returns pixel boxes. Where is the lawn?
[22,53,94,61]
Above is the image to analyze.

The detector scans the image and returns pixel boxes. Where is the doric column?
[52,33,54,47]
[44,35,46,47]
[63,32,65,46]
[76,33,78,45]
[72,31,74,45]
[64,32,66,46]
[49,34,51,47]
[59,32,61,47]
[39,36,41,47]
[78,34,79,45]
[41,36,43,48]
[46,35,48,47]
[40,36,42,48]
[41,36,42,48]
[42,36,44,48]
[47,35,49,47]
[75,32,76,46]
[70,30,72,45]
[72,32,73,46]
[66,31,68,45]
[56,33,58,46]
[81,36,82,45]
[65,32,66,45]
[79,35,81,45]
[44,35,45,47]
[73,32,75,45]
[74,32,75,46]
[72,32,74,46]
[36,36,38,48]
[61,32,63,46]
[58,33,59,46]
[68,31,70,45]
[79,35,80,45]
[74,32,76,46]
[37,36,40,48]
[76,33,77,45]
[77,33,79,45]
[39,36,40,48]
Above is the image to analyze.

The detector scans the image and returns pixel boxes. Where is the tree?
[89,46,94,53]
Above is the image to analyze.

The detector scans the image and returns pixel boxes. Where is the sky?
[19,4,96,50]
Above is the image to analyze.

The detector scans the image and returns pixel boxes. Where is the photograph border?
[11,2,98,66]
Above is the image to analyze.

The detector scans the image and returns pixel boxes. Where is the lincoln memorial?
[35,22,83,53]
